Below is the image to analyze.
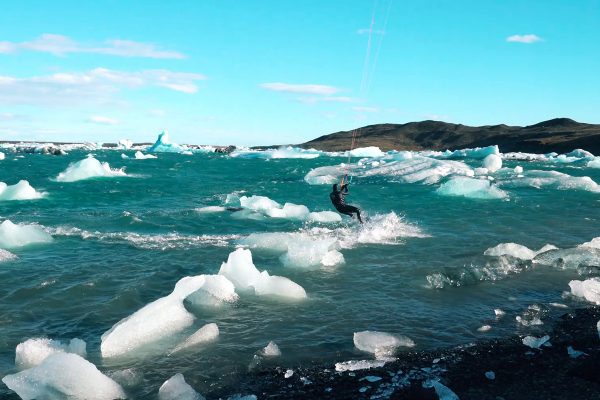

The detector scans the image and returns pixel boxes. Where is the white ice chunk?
[2,353,126,400]
[284,369,294,378]
[345,146,385,158]
[56,156,126,182]
[567,346,587,359]
[514,165,524,173]
[158,373,204,400]
[484,243,557,260]
[353,330,415,359]
[121,153,129,159]
[473,167,488,175]
[260,341,281,357]
[494,309,506,317]
[15,338,86,370]
[280,237,341,269]
[171,323,219,354]
[597,320,600,339]
[587,157,600,168]
[0,180,44,201]
[0,152,5,160]
[334,359,387,372]
[0,220,53,249]
[569,278,600,305]
[477,325,492,332]
[185,275,238,307]
[498,170,600,193]
[578,237,600,250]
[134,151,157,159]
[436,177,507,199]
[218,248,307,300]
[101,275,217,358]
[482,154,502,173]
[522,335,550,349]
[118,139,133,150]
[422,379,460,400]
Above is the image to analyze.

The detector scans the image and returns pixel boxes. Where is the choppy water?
[1,146,599,398]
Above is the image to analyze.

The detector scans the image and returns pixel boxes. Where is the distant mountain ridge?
[299,118,600,154]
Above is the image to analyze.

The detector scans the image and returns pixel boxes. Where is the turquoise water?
[1,149,599,398]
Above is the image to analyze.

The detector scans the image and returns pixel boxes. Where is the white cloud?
[149,109,166,117]
[423,114,450,121]
[0,34,185,59]
[260,82,340,95]
[88,115,118,125]
[506,34,542,44]
[0,67,206,105]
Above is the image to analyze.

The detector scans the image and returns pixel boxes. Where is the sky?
[1,0,599,146]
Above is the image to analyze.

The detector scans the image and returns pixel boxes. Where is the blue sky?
[1,0,599,145]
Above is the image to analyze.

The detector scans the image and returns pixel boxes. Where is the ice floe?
[0,220,53,249]
[260,341,281,357]
[0,180,45,201]
[15,338,86,370]
[485,371,495,380]
[2,353,126,400]
[482,154,502,173]
[353,330,415,359]
[195,206,227,213]
[55,155,127,182]
[230,146,323,159]
[497,170,600,193]
[158,373,204,400]
[567,346,587,359]
[134,150,157,159]
[522,335,551,349]
[227,194,341,223]
[569,278,600,305]
[101,274,236,358]
[436,177,507,199]
[218,248,307,299]
[484,243,557,260]
[170,323,220,354]
[422,379,460,400]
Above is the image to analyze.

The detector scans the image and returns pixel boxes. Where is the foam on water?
[0,180,45,201]
[218,248,307,299]
[15,338,87,370]
[2,353,126,400]
[0,249,18,262]
[353,330,415,359]
[101,275,235,358]
[436,177,508,199]
[0,220,53,249]
[48,226,239,249]
[55,156,127,182]
[158,373,204,400]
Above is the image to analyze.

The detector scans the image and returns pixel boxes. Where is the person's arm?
[341,184,349,194]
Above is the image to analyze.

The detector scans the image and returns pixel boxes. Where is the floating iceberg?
[484,243,557,260]
[334,359,388,372]
[533,244,600,270]
[587,157,600,168]
[171,323,219,354]
[185,275,239,307]
[343,146,385,158]
[101,274,236,358]
[482,154,502,173]
[55,156,127,182]
[353,330,415,359]
[218,248,307,299]
[569,278,600,305]
[230,146,322,159]
[0,220,53,249]
[15,338,86,370]
[522,335,551,349]
[497,170,600,193]
[260,341,281,357]
[422,379,459,400]
[2,353,126,400]
[118,139,133,150]
[158,373,204,400]
[0,180,44,201]
[134,151,157,159]
[148,130,189,153]
[229,194,341,223]
[0,151,5,160]
[436,177,507,199]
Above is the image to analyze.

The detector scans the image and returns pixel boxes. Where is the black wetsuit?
[330,184,363,223]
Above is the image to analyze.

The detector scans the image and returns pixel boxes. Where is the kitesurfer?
[330,183,363,223]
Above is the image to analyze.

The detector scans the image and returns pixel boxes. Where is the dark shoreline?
[214,306,600,400]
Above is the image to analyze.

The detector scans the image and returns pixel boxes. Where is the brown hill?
[299,118,600,154]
